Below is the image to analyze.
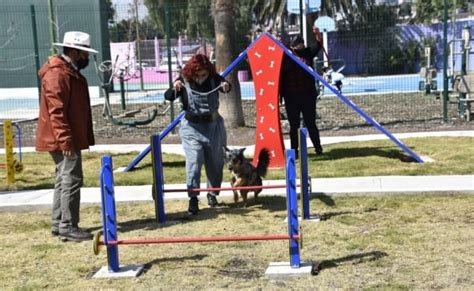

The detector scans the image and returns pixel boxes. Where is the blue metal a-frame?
[124,32,423,172]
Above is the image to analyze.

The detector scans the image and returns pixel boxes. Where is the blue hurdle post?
[100,155,120,272]
[286,149,301,268]
[151,135,166,222]
[298,128,311,220]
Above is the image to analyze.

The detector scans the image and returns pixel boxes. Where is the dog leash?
[183,81,224,96]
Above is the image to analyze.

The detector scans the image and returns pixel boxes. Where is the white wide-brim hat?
[53,31,98,54]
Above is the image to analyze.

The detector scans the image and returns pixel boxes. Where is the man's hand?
[62,150,75,159]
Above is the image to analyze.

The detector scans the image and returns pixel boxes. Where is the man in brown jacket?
[36,31,98,242]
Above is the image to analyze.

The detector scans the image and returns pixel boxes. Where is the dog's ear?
[239,148,246,154]
[223,146,230,152]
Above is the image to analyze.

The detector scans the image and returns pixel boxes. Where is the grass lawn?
[0,136,473,288]
[1,136,473,191]
[0,194,473,289]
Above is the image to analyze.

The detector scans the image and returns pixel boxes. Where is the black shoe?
[207,193,218,207]
[188,197,199,215]
[315,145,323,155]
[51,230,59,237]
[59,227,93,242]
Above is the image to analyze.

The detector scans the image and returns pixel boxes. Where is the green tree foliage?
[329,1,399,75]
[187,0,214,38]
[109,18,162,42]
[252,0,285,31]
[143,0,187,38]
[414,0,468,24]
[332,1,397,33]
[109,0,162,42]
[105,0,116,22]
[143,0,289,46]
[144,0,215,39]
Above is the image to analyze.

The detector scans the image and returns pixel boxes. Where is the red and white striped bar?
[163,184,300,193]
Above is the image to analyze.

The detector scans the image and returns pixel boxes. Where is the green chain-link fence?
[0,1,471,147]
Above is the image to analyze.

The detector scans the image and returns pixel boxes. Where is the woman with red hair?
[165,54,231,216]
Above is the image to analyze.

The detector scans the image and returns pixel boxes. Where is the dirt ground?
[6,97,474,148]
[93,95,474,146]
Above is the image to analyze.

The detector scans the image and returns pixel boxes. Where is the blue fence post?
[151,134,166,222]
[299,128,310,219]
[100,155,120,272]
[286,149,301,268]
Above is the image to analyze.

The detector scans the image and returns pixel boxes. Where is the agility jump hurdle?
[93,150,316,278]
[150,127,314,223]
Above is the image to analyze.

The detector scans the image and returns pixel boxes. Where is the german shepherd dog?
[223,147,271,206]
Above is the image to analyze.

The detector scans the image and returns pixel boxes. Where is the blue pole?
[12,123,22,162]
[151,135,166,222]
[100,156,120,272]
[286,149,301,268]
[264,32,424,163]
[123,111,185,172]
[299,128,310,219]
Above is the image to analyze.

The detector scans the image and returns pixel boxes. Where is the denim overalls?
[180,78,227,198]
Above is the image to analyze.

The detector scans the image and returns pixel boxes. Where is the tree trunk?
[212,0,245,128]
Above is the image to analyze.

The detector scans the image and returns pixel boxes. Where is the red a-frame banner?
[247,34,286,168]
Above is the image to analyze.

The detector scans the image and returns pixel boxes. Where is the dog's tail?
[256,148,271,177]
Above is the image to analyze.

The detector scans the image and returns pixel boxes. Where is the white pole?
[449,41,454,77]
[323,30,328,67]
[463,26,471,71]
[178,34,183,66]
[154,37,160,68]
[302,0,308,45]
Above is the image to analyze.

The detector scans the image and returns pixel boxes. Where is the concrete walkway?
[0,131,473,208]
[4,130,474,156]
[0,175,472,207]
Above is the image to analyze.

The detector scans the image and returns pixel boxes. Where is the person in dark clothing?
[164,54,231,215]
[280,27,323,157]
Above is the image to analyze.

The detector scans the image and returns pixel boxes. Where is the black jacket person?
[280,28,323,156]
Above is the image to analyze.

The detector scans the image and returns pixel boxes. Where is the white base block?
[265,262,316,278]
[284,215,321,222]
[305,215,321,221]
[114,167,127,173]
[420,155,434,163]
[92,264,145,278]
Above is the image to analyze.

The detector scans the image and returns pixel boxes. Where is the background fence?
[0,1,473,147]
